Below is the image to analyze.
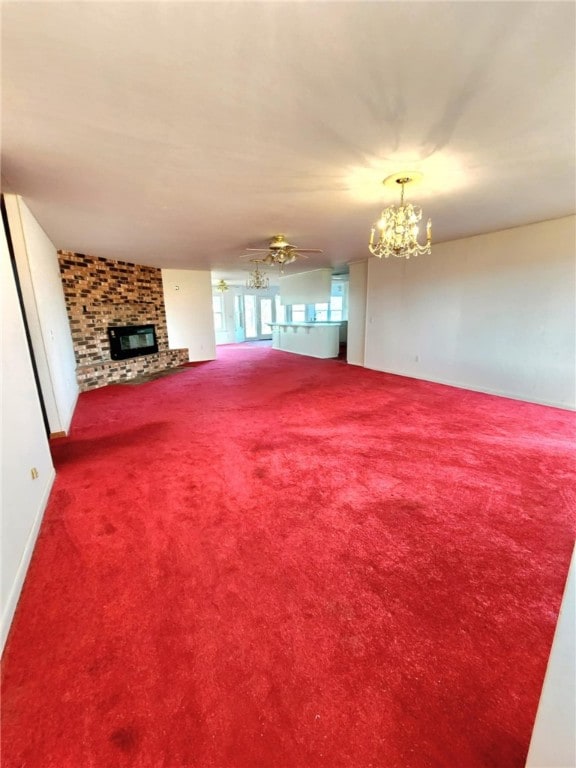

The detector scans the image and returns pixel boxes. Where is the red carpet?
[2,345,575,768]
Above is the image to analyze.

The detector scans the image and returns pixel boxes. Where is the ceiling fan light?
[242,234,322,271]
[270,235,290,249]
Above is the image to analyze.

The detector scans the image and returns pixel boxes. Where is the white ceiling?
[2,1,575,281]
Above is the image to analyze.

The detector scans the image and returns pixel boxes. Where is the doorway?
[1,195,50,436]
[243,295,274,340]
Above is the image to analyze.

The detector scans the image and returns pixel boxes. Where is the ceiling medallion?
[369,172,432,259]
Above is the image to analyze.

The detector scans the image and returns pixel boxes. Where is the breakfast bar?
[271,322,343,359]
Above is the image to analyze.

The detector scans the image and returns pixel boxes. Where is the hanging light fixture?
[246,263,269,290]
[242,235,323,274]
[215,279,229,292]
[369,172,432,259]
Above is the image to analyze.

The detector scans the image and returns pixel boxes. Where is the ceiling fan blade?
[291,248,323,253]
[245,248,271,252]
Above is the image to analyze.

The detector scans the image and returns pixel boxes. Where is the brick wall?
[58,251,188,390]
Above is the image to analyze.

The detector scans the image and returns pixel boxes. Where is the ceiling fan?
[242,234,323,269]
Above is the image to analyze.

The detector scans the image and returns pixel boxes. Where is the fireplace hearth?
[108,324,159,360]
[59,251,189,390]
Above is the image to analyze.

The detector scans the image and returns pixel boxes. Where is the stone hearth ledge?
[76,348,189,391]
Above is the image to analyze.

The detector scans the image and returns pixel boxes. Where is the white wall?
[347,261,368,366]
[526,546,575,768]
[162,269,217,362]
[4,195,78,434]
[1,222,55,652]
[364,216,575,408]
[279,268,332,305]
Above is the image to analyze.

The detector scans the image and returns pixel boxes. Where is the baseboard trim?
[422,376,576,411]
[1,467,56,654]
[61,387,79,434]
[364,365,576,411]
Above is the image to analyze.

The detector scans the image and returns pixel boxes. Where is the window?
[314,303,329,322]
[212,295,225,331]
[281,280,348,324]
[329,296,343,321]
[312,297,343,321]
[291,304,306,322]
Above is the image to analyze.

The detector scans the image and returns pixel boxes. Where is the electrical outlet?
[31,467,39,480]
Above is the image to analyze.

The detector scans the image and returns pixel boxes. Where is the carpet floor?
[2,345,575,768]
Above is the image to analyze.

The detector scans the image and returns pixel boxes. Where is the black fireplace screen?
[107,324,158,360]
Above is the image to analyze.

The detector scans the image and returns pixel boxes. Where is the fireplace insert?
[107,324,158,360]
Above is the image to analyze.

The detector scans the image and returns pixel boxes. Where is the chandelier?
[246,263,269,290]
[369,173,432,259]
[215,279,229,292]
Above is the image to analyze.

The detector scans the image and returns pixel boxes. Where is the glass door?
[259,297,273,338]
[234,295,245,342]
[243,294,274,340]
[244,295,258,339]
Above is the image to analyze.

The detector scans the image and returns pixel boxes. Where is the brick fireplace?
[58,251,188,391]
